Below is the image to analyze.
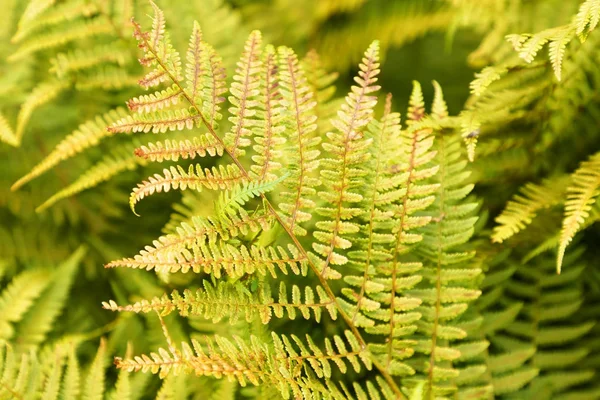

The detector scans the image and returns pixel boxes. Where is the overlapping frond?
[15,79,67,142]
[10,17,113,61]
[489,251,598,398]
[276,46,321,236]
[129,163,244,214]
[0,338,129,400]
[12,108,130,191]
[185,22,227,128]
[107,209,273,269]
[377,82,439,377]
[0,270,50,340]
[133,1,182,87]
[13,0,98,43]
[557,152,600,272]
[50,42,131,78]
[492,175,571,243]
[575,0,600,39]
[115,331,372,399]
[409,108,484,396]
[216,173,288,217]
[301,49,340,135]
[505,0,600,80]
[223,30,263,155]
[15,247,85,348]
[249,45,286,181]
[36,141,146,212]
[310,41,381,279]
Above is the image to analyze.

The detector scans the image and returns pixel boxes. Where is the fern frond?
[106,209,273,270]
[132,1,182,87]
[470,66,507,97]
[74,66,140,91]
[0,270,50,340]
[106,241,305,278]
[183,21,228,129]
[379,82,440,375]
[81,338,106,400]
[115,335,268,383]
[410,128,482,397]
[103,280,336,324]
[129,164,244,215]
[311,40,381,278]
[127,84,183,113]
[489,252,597,398]
[107,108,202,134]
[50,42,131,78]
[223,30,262,155]
[12,108,130,191]
[13,0,98,43]
[557,152,600,272]
[185,21,205,103]
[15,247,85,348]
[0,113,18,147]
[431,81,448,119]
[0,342,44,398]
[108,343,132,400]
[10,17,113,61]
[343,94,406,331]
[16,0,57,34]
[15,79,67,142]
[575,0,600,39]
[549,27,574,81]
[134,134,223,162]
[301,49,339,135]
[61,344,81,399]
[217,174,288,217]
[492,175,571,243]
[249,45,286,181]
[36,142,145,212]
[277,45,321,236]
[115,332,370,398]
[460,117,480,162]
[272,330,372,378]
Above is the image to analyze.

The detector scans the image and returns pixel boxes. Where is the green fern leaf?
[15,247,85,347]
[12,107,130,191]
[129,163,244,215]
[276,45,321,236]
[36,141,146,212]
[575,0,600,39]
[223,30,263,155]
[217,173,289,217]
[492,175,570,243]
[81,338,106,400]
[15,79,67,143]
[557,152,600,272]
[0,270,50,340]
[0,113,18,147]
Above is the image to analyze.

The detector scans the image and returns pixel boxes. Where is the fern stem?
[135,22,405,399]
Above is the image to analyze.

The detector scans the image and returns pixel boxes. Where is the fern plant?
[4,0,600,399]
[78,3,495,398]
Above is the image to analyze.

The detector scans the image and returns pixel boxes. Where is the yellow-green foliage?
[3,0,600,399]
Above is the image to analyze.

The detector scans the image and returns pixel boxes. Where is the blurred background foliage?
[1,0,599,398]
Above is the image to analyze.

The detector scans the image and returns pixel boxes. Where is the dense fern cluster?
[2,0,600,399]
